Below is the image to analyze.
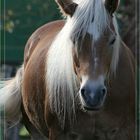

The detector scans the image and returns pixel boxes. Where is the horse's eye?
[109,37,116,45]
[75,58,80,68]
[74,54,80,68]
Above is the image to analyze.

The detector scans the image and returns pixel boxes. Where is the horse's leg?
[27,126,48,140]
[23,120,48,140]
[21,104,48,140]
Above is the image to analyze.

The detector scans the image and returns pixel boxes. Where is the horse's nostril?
[81,88,85,95]
[81,88,86,99]
[101,87,107,96]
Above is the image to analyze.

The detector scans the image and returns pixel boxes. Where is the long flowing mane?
[46,0,120,127]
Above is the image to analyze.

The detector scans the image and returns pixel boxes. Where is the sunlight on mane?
[46,0,120,128]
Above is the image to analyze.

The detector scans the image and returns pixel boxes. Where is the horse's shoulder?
[24,20,65,66]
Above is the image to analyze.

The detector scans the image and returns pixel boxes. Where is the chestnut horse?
[0,0,135,139]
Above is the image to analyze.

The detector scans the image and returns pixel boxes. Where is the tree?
[117,0,137,55]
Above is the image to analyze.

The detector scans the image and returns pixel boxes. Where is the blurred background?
[0,0,138,139]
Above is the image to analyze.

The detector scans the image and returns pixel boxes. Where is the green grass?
[19,126,29,137]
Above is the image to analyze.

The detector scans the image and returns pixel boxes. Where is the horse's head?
[56,0,120,111]
[73,29,118,111]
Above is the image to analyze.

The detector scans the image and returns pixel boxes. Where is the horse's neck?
[108,40,135,115]
[117,41,135,79]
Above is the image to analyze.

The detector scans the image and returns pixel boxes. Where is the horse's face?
[56,0,120,111]
[73,18,117,111]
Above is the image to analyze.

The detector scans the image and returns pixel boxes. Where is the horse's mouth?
[83,105,100,111]
[82,99,104,111]
[80,94,105,111]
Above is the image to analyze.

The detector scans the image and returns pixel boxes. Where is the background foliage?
[1,0,61,64]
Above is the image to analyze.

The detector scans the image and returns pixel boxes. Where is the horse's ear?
[105,0,120,15]
[55,0,78,17]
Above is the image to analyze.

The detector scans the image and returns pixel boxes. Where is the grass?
[19,126,29,137]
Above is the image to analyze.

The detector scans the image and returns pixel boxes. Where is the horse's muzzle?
[80,85,107,111]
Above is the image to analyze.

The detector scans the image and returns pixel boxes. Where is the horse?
[0,0,135,139]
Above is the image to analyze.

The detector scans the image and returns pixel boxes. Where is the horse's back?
[24,20,65,67]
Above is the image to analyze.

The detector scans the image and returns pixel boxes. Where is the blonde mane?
[46,0,120,128]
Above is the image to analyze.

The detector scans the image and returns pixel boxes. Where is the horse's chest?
[66,113,122,140]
